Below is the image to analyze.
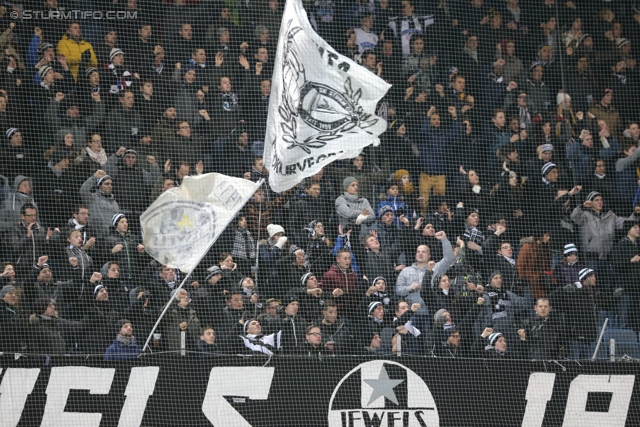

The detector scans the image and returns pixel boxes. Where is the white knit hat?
[266,224,285,238]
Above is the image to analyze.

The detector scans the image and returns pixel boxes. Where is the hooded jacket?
[570,206,636,260]
[65,246,93,282]
[279,313,308,352]
[63,217,98,249]
[56,34,98,81]
[79,175,121,237]
[335,192,375,227]
[0,175,36,231]
[396,238,454,315]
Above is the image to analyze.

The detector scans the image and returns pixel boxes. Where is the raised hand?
[238,55,249,70]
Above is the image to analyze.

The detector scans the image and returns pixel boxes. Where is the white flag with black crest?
[140,173,261,273]
[263,0,391,193]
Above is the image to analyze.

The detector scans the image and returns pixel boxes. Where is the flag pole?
[253,180,265,285]
[142,179,265,353]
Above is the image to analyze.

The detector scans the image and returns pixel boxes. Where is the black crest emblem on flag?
[277,19,380,154]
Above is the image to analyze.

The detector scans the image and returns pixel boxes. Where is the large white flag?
[263,0,391,193]
[140,173,260,273]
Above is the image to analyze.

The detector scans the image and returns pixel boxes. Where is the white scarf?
[502,255,516,266]
[71,218,85,230]
[86,146,108,166]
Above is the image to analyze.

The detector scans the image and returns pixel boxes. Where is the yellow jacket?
[56,34,98,81]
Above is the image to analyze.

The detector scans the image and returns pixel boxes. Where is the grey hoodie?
[79,175,121,238]
[0,175,36,231]
[395,238,454,315]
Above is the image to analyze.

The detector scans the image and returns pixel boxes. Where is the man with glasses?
[299,324,330,356]
[64,205,98,254]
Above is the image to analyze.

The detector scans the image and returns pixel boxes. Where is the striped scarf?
[232,228,256,260]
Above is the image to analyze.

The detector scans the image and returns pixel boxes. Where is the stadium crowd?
[1,0,640,360]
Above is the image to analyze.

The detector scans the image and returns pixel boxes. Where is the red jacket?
[321,263,359,316]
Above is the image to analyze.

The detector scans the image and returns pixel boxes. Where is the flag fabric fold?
[140,173,260,273]
[263,0,391,193]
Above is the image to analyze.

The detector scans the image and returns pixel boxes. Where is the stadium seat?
[591,328,639,360]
